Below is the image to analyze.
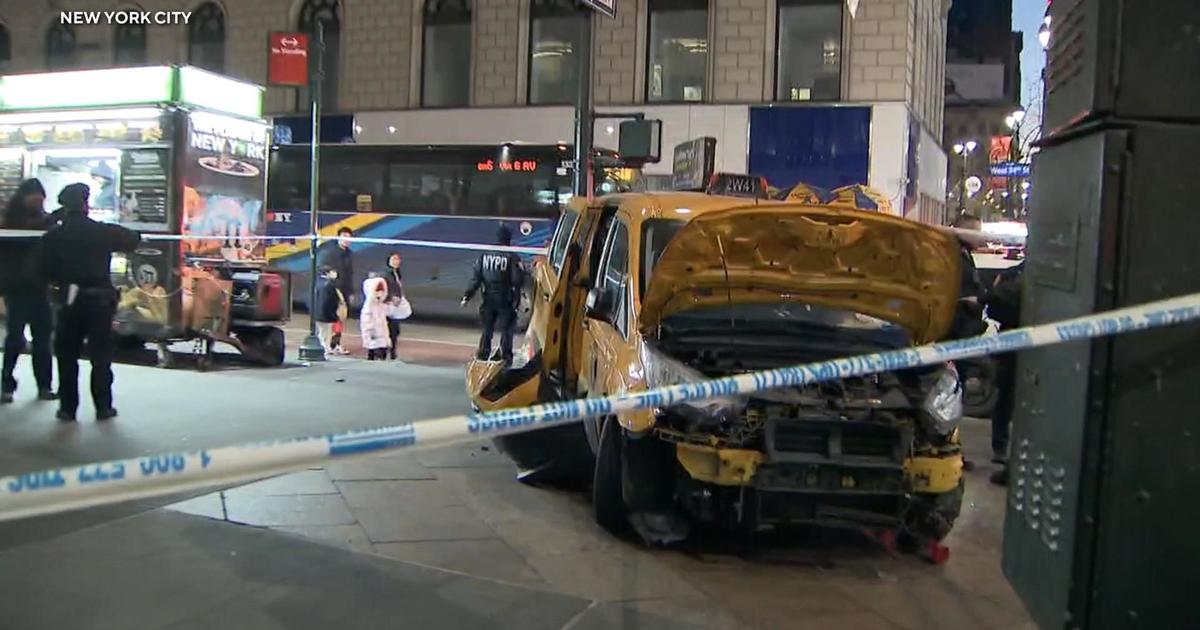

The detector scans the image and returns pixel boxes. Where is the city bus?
[266,143,588,322]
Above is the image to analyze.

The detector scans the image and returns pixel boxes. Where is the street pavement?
[0,320,1033,629]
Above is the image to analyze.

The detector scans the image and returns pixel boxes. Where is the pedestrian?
[381,251,406,359]
[313,266,341,355]
[984,261,1024,486]
[949,213,988,339]
[39,183,139,421]
[0,179,56,403]
[461,226,523,364]
[360,277,391,361]
[319,226,355,353]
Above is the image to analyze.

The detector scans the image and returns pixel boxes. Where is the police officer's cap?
[58,183,91,212]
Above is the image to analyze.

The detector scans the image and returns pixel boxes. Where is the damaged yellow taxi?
[466,181,966,548]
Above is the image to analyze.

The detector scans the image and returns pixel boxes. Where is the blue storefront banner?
[271,114,355,144]
[748,106,871,191]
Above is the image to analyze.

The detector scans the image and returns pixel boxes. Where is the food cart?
[0,65,291,368]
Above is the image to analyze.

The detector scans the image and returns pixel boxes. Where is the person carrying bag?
[381,251,411,360]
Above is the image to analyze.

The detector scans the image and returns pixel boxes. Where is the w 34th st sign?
[581,0,616,18]
[268,32,309,87]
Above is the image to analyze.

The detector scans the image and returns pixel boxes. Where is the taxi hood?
[639,204,961,344]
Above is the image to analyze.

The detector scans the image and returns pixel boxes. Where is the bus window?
[548,209,579,274]
[322,149,385,211]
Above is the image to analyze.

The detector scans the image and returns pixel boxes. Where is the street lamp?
[952,139,978,213]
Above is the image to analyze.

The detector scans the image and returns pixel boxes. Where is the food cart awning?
[0,66,264,121]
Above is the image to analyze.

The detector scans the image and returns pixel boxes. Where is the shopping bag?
[389,297,413,320]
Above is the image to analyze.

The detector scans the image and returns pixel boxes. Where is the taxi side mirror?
[585,287,613,322]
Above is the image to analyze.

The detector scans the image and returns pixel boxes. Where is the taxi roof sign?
[706,173,769,199]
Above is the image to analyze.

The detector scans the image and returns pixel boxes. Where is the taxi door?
[466,198,593,409]
[578,215,635,449]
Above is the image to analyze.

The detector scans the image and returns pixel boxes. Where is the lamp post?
[952,139,977,214]
[1005,109,1026,219]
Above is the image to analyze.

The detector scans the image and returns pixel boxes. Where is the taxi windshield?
[640,218,686,298]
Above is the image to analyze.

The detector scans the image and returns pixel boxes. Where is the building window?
[188,2,225,73]
[0,24,10,71]
[529,0,586,105]
[46,23,77,70]
[114,22,147,66]
[646,0,708,103]
[775,0,842,102]
[423,0,472,107]
[298,0,341,111]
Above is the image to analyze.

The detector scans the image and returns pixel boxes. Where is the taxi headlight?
[922,363,964,435]
[638,343,745,424]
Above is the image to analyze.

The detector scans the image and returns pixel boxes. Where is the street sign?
[267,32,309,87]
[672,137,716,191]
[990,162,1031,177]
[581,0,616,18]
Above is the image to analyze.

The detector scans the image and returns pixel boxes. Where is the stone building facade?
[0,0,952,220]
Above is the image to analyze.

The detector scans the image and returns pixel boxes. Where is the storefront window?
[529,0,586,105]
[776,0,843,102]
[0,25,11,71]
[188,2,226,74]
[114,23,147,66]
[647,0,708,103]
[46,23,77,70]
[423,0,472,107]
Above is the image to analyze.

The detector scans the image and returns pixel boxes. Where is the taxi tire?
[593,416,628,534]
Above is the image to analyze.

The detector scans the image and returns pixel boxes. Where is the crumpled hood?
[639,204,961,344]
[362,277,388,301]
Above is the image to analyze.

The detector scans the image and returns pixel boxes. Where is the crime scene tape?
[0,292,1197,522]
[0,229,548,255]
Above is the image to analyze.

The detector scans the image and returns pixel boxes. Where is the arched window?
[298,0,341,111]
[0,24,11,71]
[188,2,226,73]
[422,0,472,107]
[46,23,77,70]
[646,0,708,102]
[528,0,586,105]
[114,21,147,66]
[775,0,842,101]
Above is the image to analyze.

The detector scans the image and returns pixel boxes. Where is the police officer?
[40,183,140,422]
[461,226,523,364]
[0,179,56,403]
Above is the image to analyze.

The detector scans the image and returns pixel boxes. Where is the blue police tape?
[0,292,1197,521]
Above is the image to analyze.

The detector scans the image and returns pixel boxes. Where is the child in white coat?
[360,276,392,360]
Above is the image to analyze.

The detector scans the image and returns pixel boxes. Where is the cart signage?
[268,32,309,87]
[0,118,166,146]
[0,67,173,111]
[0,151,24,202]
[181,112,270,263]
[119,149,170,231]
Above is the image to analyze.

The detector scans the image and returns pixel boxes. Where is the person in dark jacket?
[0,179,56,403]
[461,226,523,364]
[318,227,355,352]
[313,266,342,354]
[984,261,1024,486]
[381,251,405,360]
[949,213,988,340]
[40,183,140,421]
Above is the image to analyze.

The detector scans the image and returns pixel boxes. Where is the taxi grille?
[767,419,908,467]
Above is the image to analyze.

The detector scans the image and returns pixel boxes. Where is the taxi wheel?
[593,416,629,534]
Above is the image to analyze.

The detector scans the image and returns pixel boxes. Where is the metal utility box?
[1043,0,1200,133]
[1003,121,1200,628]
